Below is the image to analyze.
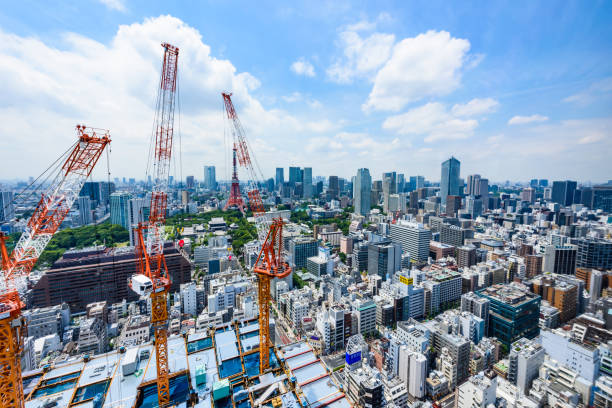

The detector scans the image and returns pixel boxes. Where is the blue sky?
[0,0,610,184]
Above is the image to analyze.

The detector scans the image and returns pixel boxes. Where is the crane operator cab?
[130,274,153,296]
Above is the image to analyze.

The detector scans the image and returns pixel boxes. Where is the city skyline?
[0,2,610,183]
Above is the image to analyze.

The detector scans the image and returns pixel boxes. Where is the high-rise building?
[457,372,497,408]
[203,165,217,190]
[30,244,191,312]
[110,192,131,230]
[127,198,147,246]
[77,196,93,226]
[551,180,577,206]
[382,172,397,194]
[289,237,318,270]
[465,195,483,218]
[576,238,612,270]
[457,245,477,268]
[440,224,473,248]
[367,240,402,281]
[389,221,431,263]
[461,292,490,333]
[476,283,541,348]
[0,191,14,221]
[275,167,284,189]
[302,167,313,199]
[445,195,461,216]
[466,174,481,196]
[186,175,195,189]
[353,168,372,216]
[328,175,339,199]
[507,338,544,393]
[593,184,612,212]
[289,166,302,186]
[544,244,577,275]
[440,157,460,206]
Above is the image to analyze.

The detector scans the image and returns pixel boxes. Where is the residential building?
[457,371,497,408]
[77,317,107,355]
[508,338,545,393]
[389,221,431,263]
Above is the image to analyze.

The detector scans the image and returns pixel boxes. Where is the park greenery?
[167,209,257,255]
[290,205,354,235]
[5,223,129,267]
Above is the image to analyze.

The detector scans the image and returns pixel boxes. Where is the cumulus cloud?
[364,31,471,112]
[326,17,395,83]
[507,114,549,125]
[0,16,333,180]
[290,58,315,77]
[383,98,496,142]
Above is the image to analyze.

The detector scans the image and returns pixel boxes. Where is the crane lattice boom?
[130,42,178,407]
[0,125,110,408]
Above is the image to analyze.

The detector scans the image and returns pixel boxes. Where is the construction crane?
[253,218,291,372]
[128,42,178,407]
[221,93,267,242]
[221,93,290,372]
[0,125,110,408]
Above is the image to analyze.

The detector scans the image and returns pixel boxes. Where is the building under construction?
[22,317,351,408]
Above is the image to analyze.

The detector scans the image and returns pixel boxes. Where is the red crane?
[129,42,178,407]
[222,93,265,216]
[0,125,110,408]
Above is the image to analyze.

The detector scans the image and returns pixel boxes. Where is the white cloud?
[451,98,499,117]
[0,16,335,180]
[98,0,126,12]
[326,24,395,83]
[290,58,315,77]
[563,77,612,106]
[382,99,499,142]
[508,114,549,125]
[364,30,471,112]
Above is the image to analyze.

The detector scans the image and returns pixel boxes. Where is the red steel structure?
[0,125,110,408]
[224,144,246,213]
[222,93,265,217]
[129,42,178,407]
[253,218,291,371]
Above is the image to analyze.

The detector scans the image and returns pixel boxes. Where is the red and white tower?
[224,144,246,213]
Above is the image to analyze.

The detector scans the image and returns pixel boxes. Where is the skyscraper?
[329,176,339,199]
[110,192,131,230]
[186,175,195,189]
[551,180,577,206]
[275,167,284,189]
[353,168,372,216]
[203,165,217,190]
[0,191,15,222]
[289,167,302,186]
[440,157,461,206]
[303,167,313,199]
[77,196,92,226]
[382,172,397,194]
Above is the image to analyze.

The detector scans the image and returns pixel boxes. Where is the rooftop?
[23,318,351,408]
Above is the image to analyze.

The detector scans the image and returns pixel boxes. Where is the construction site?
[22,318,351,408]
[0,39,354,408]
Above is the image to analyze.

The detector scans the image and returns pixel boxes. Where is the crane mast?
[0,125,110,408]
[221,93,291,372]
[130,42,178,407]
[253,218,291,371]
